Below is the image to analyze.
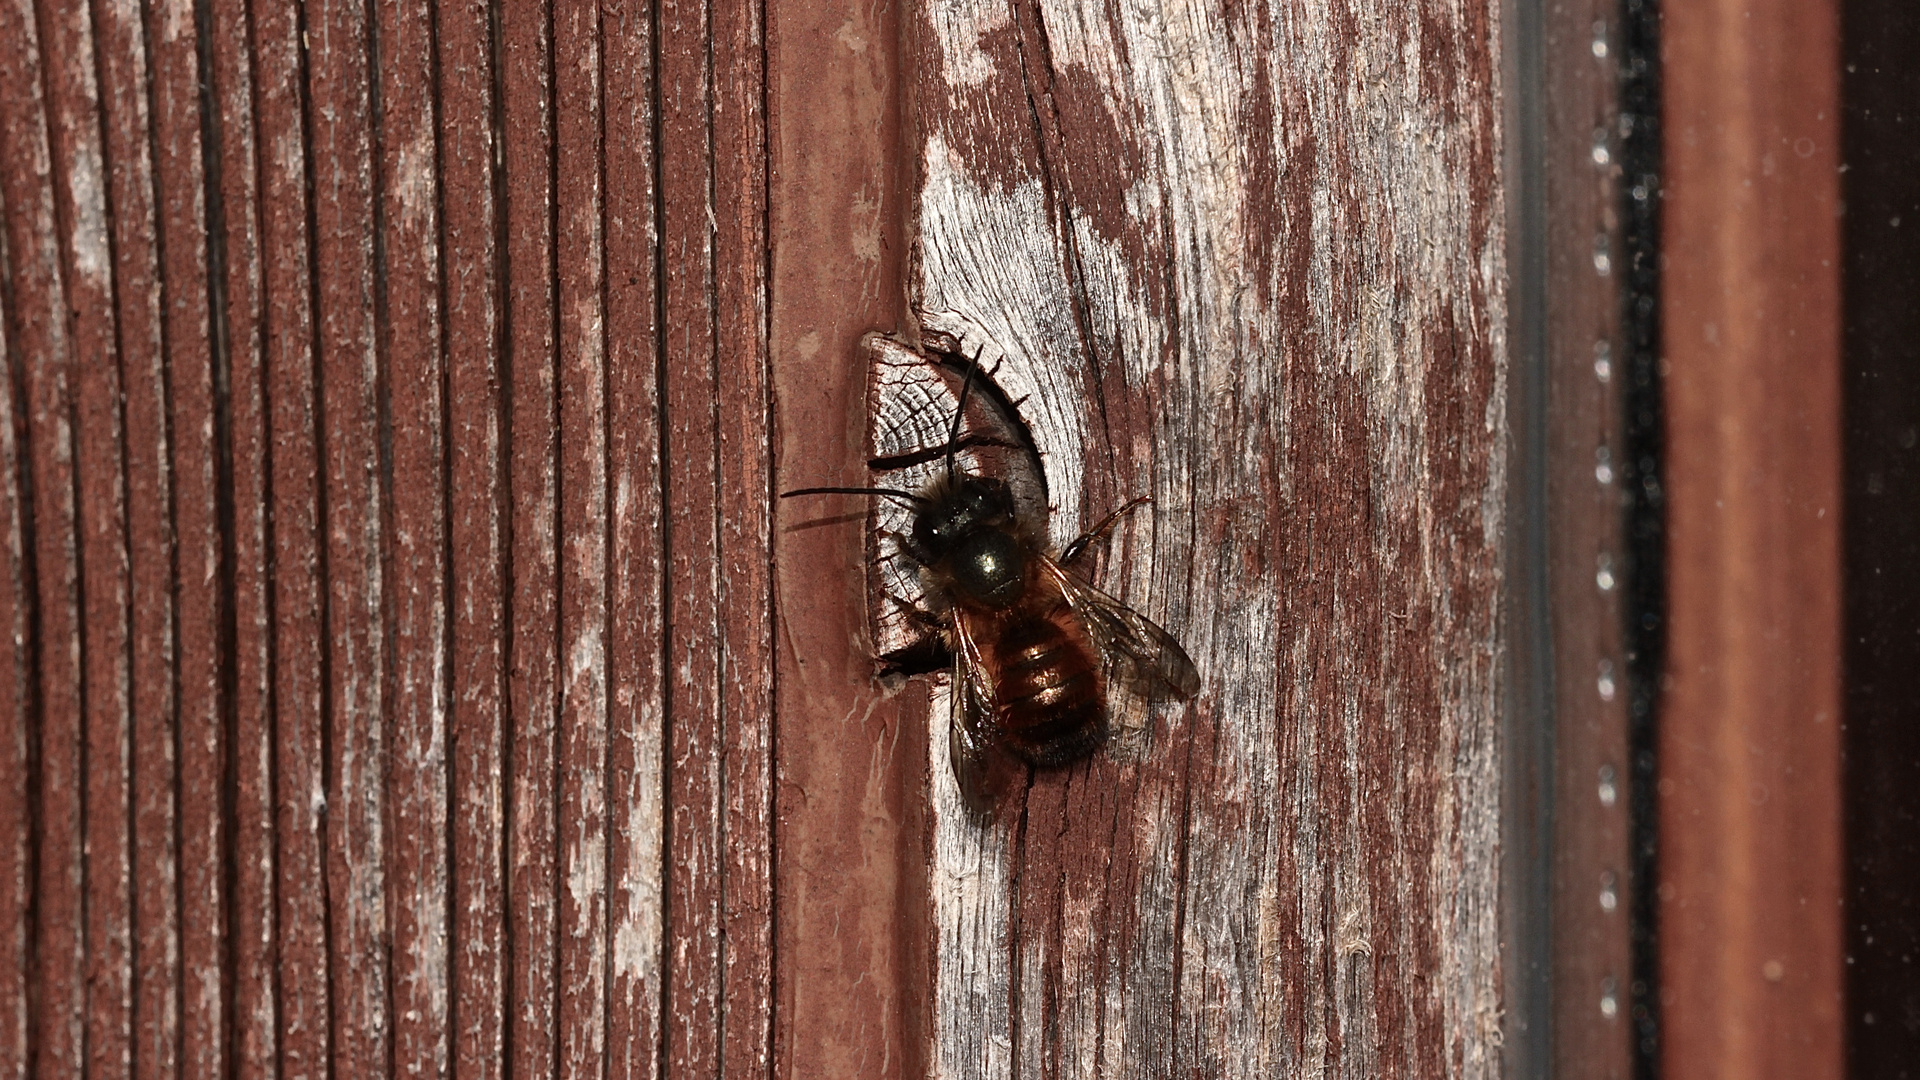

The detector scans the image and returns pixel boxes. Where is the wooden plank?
[554,1,609,1072]
[0,179,32,1080]
[252,0,333,1069]
[501,1,561,1073]
[902,0,1510,1074]
[1535,0,1635,1074]
[143,0,226,1073]
[203,0,282,1072]
[306,1,392,1069]
[659,0,724,1069]
[1659,0,1845,1073]
[30,0,140,1072]
[89,3,181,1076]
[438,0,510,1074]
[603,2,666,1074]
[713,0,774,1073]
[377,0,450,1072]
[0,1,93,1074]
[765,0,928,1075]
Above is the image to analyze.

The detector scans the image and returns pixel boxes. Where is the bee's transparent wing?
[947,616,997,817]
[1043,556,1201,702]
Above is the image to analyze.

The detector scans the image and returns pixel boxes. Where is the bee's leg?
[884,591,946,630]
[876,527,935,570]
[877,595,953,677]
[1062,496,1153,566]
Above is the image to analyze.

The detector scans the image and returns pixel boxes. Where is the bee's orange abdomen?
[993,612,1104,766]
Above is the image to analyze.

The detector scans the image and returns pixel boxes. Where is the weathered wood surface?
[0,0,773,1076]
[889,0,1512,1075]
[0,0,1521,1074]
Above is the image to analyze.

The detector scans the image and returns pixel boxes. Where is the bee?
[783,337,1199,809]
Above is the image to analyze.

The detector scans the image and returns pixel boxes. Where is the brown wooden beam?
[1660,0,1846,1072]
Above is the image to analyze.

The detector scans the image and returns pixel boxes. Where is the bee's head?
[912,474,1016,559]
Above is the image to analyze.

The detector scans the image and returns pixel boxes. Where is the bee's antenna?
[781,485,929,511]
[946,346,984,483]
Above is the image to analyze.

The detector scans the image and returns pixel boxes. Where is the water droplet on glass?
[1591,21,1609,58]
[1594,341,1612,382]
[1597,659,1616,702]
[1600,871,1619,912]
[1598,764,1618,807]
[1600,977,1619,1019]
[1596,553,1615,592]
[1592,129,1611,166]
[1593,235,1612,276]
[1596,446,1614,484]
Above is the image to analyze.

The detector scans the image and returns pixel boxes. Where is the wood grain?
[0,0,90,1072]
[501,1,561,1074]
[0,0,1529,1075]
[378,0,450,1071]
[438,0,510,1074]
[766,0,930,1076]
[605,1,667,1075]
[204,0,280,1070]
[1659,0,1845,1074]
[900,1,1511,1074]
[143,0,224,1074]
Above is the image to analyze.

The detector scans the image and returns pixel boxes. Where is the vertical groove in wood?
[438,0,508,1073]
[0,0,87,1073]
[92,0,182,1075]
[0,1,784,1076]
[145,0,225,1073]
[255,0,333,1069]
[0,175,32,1080]
[203,0,279,1071]
[35,0,140,1072]
[659,0,722,1069]
[1659,0,1845,1073]
[502,0,560,1073]
[377,0,450,1071]
[603,0,665,1073]
[554,0,608,1073]
[306,0,392,1070]
[713,0,773,1072]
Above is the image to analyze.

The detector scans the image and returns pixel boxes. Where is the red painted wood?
[0,3,87,1074]
[143,0,225,1073]
[765,1,928,1076]
[713,1,775,1074]
[31,0,140,1072]
[89,3,181,1076]
[438,0,511,1076]
[306,1,393,1069]
[252,0,334,1071]
[0,296,26,1080]
[660,0,723,1070]
[554,2,610,1073]
[204,0,279,1073]
[378,0,451,1072]
[501,2,561,1075]
[604,2,667,1076]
